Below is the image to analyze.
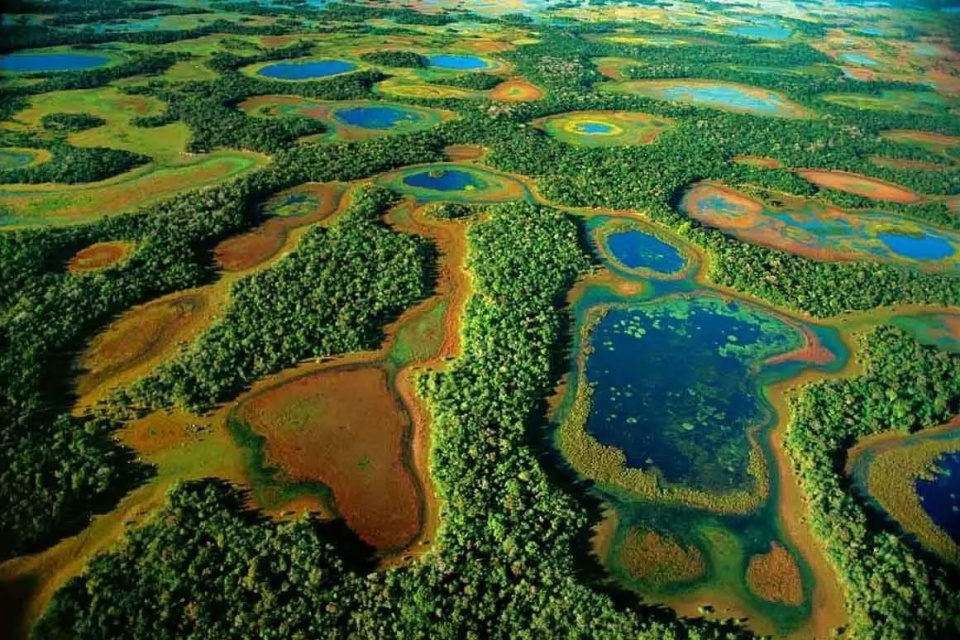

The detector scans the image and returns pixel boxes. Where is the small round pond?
[428,54,490,71]
[376,163,529,203]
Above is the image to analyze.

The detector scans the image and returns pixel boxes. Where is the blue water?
[878,232,956,260]
[0,52,113,73]
[916,451,960,544]
[577,123,615,134]
[257,59,356,80]
[662,84,785,115]
[0,150,37,168]
[859,26,884,36]
[731,21,791,40]
[605,230,686,274]
[428,54,489,71]
[912,43,940,57]
[583,297,803,491]
[840,53,879,67]
[403,169,480,192]
[334,105,415,129]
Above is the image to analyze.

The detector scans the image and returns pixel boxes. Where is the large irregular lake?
[256,59,356,80]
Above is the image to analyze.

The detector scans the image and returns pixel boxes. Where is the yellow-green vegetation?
[849,427,960,564]
[0,151,266,227]
[533,111,674,147]
[4,87,189,164]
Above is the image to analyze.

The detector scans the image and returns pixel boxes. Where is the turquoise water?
[605,230,686,274]
[403,169,481,192]
[258,59,356,80]
[859,26,884,36]
[912,43,940,57]
[878,232,956,260]
[0,149,37,168]
[334,105,415,129]
[0,51,113,73]
[840,53,879,67]
[583,297,806,492]
[428,54,489,70]
[916,451,960,544]
[731,21,791,40]
[576,122,615,134]
[661,84,786,115]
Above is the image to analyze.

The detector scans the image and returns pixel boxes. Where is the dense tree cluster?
[787,327,960,638]
[359,50,427,69]
[131,185,434,410]
[33,204,744,639]
[39,112,108,133]
[3,2,960,638]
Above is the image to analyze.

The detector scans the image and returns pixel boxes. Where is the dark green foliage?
[424,202,474,220]
[40,113,107,133]
[787,328,960,638]
[430,73,506,91]
[132,185,434,409]
[0,412,149,559]
[33,204,743,639]
[0,143,148,185]
[0,132,442,556]
[359,50,427,68]
[33,481,362,640]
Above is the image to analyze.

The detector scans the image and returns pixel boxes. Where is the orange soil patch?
[67,241,133,273]
[765,325,837,367]
[443,144,487,162]
[734,155,781,169]
[459,39,513,54]
[489,78,544,102]
[798,169,922,203]
[616,527,706,589]
[75,289,218,405]
[745,542,805,606]
[841,66,875,81]
[237,366,421,550]
[869,155,947,171]
[214,183,345,272]
[882,129,960,150]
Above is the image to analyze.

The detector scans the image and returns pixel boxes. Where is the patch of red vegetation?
[869,156,946,171]
[798,169,922,203]
[237,366,421,550]
[765,325,836,367]
[489,78,544,102]
[76,290,214,400]
[746,542,805,606]
[214,183,345,272]
[443,144,487,162]
[734,155,781,169]
[67,241,133,273]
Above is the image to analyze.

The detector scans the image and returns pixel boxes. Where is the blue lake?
[605,230,686,274]
[576,122,615,134]
[0,51,113,73]
[404,169,481,192]
[662,84,786,115]
[257,59,356,80]
[583,297,803,492]
[878,232,956,260]
[840,53,879,67]
[916,451,960,544]
[428,54,489,71]
[730,21,792,41]
[334,105,415,129]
